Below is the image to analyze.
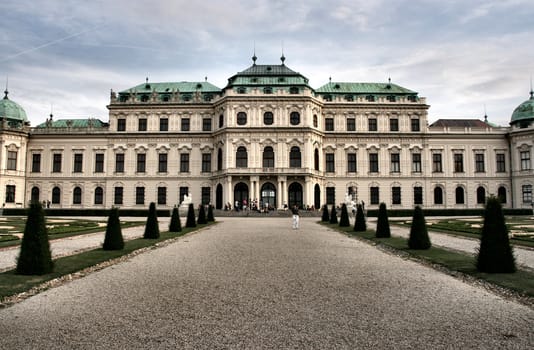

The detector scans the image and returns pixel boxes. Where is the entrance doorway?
[216,184,223,209]
[261,182,276,209]
[288,182,303,209]
[234,182,249,210]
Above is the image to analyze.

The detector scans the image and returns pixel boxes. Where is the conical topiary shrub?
[103,207,124,250]
[408,206,431,249]
[197,204,207,224]
[329,205,338,224]
[143,202,160,239]
[186,203,196,228]
[207,204,215,222]
[321,204,330,222]
[375,202,391,238]
[354,204,367,232]
[339,203,350,227]
[169,206,182,232]
[16,202,54,275]
[476,196,516,273]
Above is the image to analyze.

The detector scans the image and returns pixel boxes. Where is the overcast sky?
[1,0,533,127]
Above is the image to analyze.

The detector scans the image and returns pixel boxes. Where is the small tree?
[169,206,182,232]
[354,204,367,232]
[321,204,330,222]
[329,205,338,224]
[186,203,196,228]
[375,202,391,238]
[197,204,207,224]
[16,202,54,275]
[207,205,215,222]
[408,206,431,250]
[103,207,124,250]
[143,202,160,239]
[339,203,350,227]
[476,196,516,273]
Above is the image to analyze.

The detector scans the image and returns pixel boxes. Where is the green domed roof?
[510,91,534,125]
[0,90,28,123]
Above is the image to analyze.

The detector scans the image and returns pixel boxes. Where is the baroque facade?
[1,57,533,211]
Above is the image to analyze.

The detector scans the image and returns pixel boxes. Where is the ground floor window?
[326,187,335,205]
[73,187,82,204]
[201,187,210,205]
[413,187,423,205]
[434,187,443,205]
[136,187,145,205]
[94,187,103,205]
[523,185,532,204]
[52,187,61,204]
[370,187,379,205]
[158,187,167,205]
[180,187,189,204]
[5,185,15,203]
[455,187,465,204]
[392,187,401,205]
[476,186,486,204]
[114,187,123,205]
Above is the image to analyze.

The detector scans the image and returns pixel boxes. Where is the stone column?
[226,176,232,207]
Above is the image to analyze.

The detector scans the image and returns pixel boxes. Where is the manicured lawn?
[323,222,534,298]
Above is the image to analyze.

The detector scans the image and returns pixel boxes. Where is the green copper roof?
[316,82,417,95]
[36,118,107,129]
[510,91,534,125]
[226,62,311,89]
[120,81,221,94]
[0,90,28,123]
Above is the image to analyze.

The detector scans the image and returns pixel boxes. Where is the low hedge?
[365,208,532,217]
[2,208,172,217]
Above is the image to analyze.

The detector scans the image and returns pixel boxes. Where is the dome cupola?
[0,89,28,125]
[510,89,534,127]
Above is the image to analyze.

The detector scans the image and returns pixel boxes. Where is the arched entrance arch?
[234,182,249,209]
[314,184,321,209]
[261,182,276,209]
[216,184,223,209]
[288,182,303,209]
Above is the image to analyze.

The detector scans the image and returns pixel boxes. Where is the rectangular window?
[114,187,123,205]
[370,187,379,205]
[7,151,17,170]
[179,187,189,204]
[411,118,420,132]
[325,153,335,172]
[392,187,401,205]
[496,153,506,172]
[95,153,104,173]
[347,153,357,173]
[325,118,334,131]
[412,153,422,173]
[475,153,485,172]
[390,153,400,173]
[32,154,41,173]
[201,187,211,205]
[520,151,531,170]
[137,154,146,173]
[390,118,399,131]
[159,118,168,131]
[181,118,190,131]
[180,154,190,173]
[326,187,335,205]
[369,153,379,173]
[115,154,124,173]
[138,118,147,131]
[523,185,532,203]
[157,187,167,205]
[414,186,423,205]
[454,153,464,173]
[53,154,62,173]
[202,154,211,173]
[158,153,168,173]
[203,118,212,131]
[135,187,145,205]
[433,153,442,172]
[73,154,83,173]
[368,118,377,131]
[5,185,15,203]
[346,118,356,131]
[117,118,126,131]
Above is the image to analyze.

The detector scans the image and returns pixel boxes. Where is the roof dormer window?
[264,87,273,94]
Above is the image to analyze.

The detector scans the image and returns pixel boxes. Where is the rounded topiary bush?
[476,196,516,273]
[197,204,207,224]
[354,204,367,232]
[408,206,431,250]
[169,206,182,232]
[143,202,160,239]
[339,203,350,227]
[321,204,330,222]
[186,203,196,228]
[207,205,215,222]
[329,205,338,224]
[16,202,54,275]
[375,202,391,238]
[103,207,124,250]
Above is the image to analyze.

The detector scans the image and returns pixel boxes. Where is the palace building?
[1,56,533,211]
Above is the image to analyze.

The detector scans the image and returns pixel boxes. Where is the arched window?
[313,114,318,128]
[498,186,507,204]
[264,112,274,125]
[73,187,82,204]
[263,146,274,168]
[290,146,301,168]
[219,114,224,128]
[455,187,465,204]
[434,187,443,205]
[31,186,40,203]
[52,186,61,204]
[290,112,300,125]
[236,146,248,168]
[94,187,104,205]
[237,112,247,125]
[314,149,320,171]
[217,148,223,171]
[476,186,486,204]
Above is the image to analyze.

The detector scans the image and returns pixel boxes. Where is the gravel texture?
[0,217,533,349]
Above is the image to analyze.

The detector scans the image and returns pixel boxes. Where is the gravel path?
[0,217,532,349]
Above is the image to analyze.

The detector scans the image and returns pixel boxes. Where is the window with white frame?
[520,151,531,170]
[522,185,532,203]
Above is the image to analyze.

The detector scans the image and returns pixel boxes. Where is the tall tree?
[408,206,431,249]
[169,206,182,232]
[186,203,196,228]
[207,204,215,222]
[375,202,391,238]
[16,202,54,275]
[321,204,330,222]
[354,204,367,232]
[476,196,516,273]
[329,205,338,224]
[143,202,160,239]
[339,203,350,227]
[103,207,124,250]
